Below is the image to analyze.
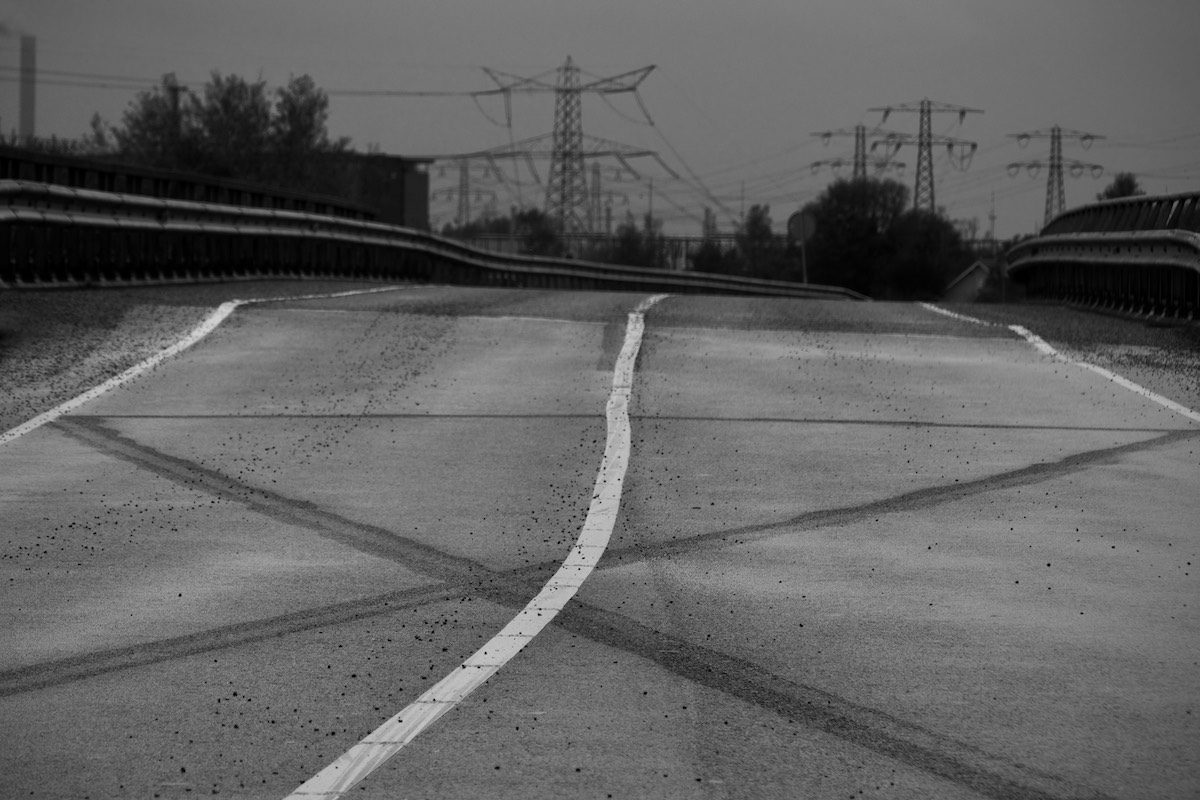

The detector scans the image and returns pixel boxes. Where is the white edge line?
[922,302,1200,424]
[1007,324,1200,424]
[285,293,670,799]
[0,284,415,447]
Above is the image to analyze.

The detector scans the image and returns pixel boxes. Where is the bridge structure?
[1006,190,1200,317]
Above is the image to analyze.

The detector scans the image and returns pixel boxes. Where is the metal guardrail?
[0,180,867,300]
[0,144,377,222]
[1006,190,1200,317]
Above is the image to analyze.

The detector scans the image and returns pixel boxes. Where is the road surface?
[1,286,1197,799]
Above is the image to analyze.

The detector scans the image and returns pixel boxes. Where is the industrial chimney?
[19,34,35,142]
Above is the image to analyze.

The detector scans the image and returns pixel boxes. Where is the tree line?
[15,72,355,198]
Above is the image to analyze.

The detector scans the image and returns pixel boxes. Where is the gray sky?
[1,0,1197,238]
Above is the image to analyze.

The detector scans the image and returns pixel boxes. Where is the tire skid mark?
[8,421,1138,797]
[599,427,1198,566]
[36,421,1190,680]
[52,416,495,586]
[0,559,1112,800]
[551,601,1112,800]
[0,585,459,698]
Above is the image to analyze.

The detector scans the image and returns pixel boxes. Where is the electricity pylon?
[484,56,655,234]
[1007,126,1104,225]
[428,159,502,227]
[811,124,906,178]
[432,135,676,234]
[869,98,982,212]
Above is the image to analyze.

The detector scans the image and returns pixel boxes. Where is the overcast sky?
[1,0,1197,238]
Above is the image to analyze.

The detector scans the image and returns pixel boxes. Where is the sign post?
[786,209,817,284]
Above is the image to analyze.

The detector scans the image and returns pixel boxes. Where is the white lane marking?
[0,285,416,447]
[286,293,669,800]
[1008,324,1200,424]
[918,301,995,327]
[921,302,1200,424]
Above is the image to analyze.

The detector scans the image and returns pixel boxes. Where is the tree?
[512,208,562,256]
[104,71,349,194]
[801,177,971,298]
[191,72,272,179]
[806,177,909,294]
[606,212,666,268]
[269,75,351,191]
[876,209,969,300]
[735,204,775,275]
[111,73,197,170]
[690,238,732,274]
[1097,172,1144,201]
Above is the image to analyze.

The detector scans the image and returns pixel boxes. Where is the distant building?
[332,153,431,230]
[943,259,991,302]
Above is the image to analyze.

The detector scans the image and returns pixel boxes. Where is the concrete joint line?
[286,294,668,799]
[923,303,1200,424]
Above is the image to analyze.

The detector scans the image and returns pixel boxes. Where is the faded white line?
[285,293,669,800]
[922,302,1200,424]
[918,301,995,327]
[0,285,415,447]
[1008,324,1200,424]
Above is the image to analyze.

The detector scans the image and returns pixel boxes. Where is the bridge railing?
[1006,190,1200,317]
[0,144,377,222]
[0,181,867,300]
[1041,191,1200,236]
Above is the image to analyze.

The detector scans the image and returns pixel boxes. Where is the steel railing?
[0,180,866,300]
[1006,190,1200,316]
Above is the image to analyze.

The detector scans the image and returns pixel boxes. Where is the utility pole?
[457,158,471,226]
[869,98,982,212]
[590,162,602,234]
[987,191,997,241]
[1007,125,1104,225]
[19,35,36,144]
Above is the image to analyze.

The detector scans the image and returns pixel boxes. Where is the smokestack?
[19,34,35,143]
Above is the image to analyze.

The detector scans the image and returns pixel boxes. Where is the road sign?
[787,209,817,242]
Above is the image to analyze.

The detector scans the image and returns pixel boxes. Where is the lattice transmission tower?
[483,56,655,234]
[869,98,982,212]
[811,124,906,179]
[1007,126,1104,226]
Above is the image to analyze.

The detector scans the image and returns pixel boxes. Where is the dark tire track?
[605,427,1198,564]
[52,416,499,586]
[15,413,1159,799]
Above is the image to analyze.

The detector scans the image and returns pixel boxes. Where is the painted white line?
[0,284,415,447]
[1008,324,1200,424]
[919,302,995,327]
[285,293,669,800]
[922,302,1200,424]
